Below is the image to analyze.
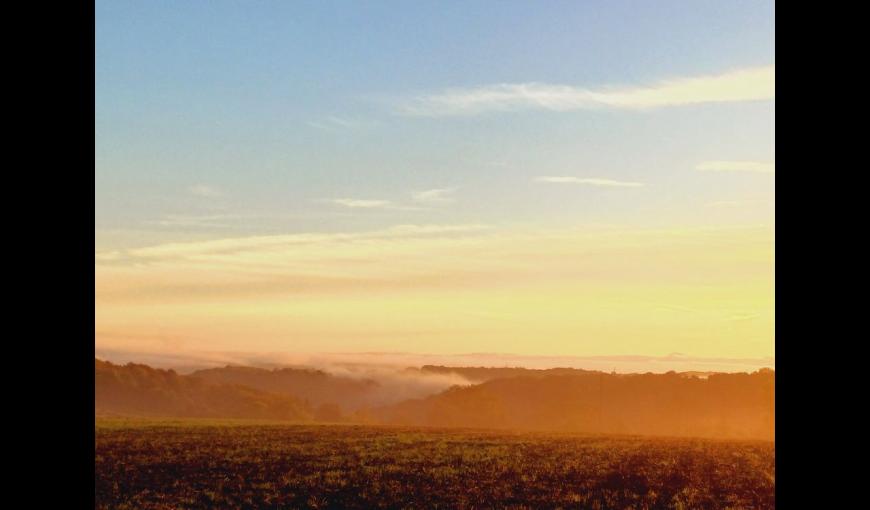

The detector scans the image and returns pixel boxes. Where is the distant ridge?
[95,359,313,421]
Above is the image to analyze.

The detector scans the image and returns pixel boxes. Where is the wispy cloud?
[307,116,380,131]
[328,198,395,209]
[399,66,774,117]
[412,188,456,204]
[696,161,775,174]
[323,197,430,211]
[94,224,769,285]
[534,176,645,187]
[95,223,493,266]
[145,213,250,229]
[189,184,224,198]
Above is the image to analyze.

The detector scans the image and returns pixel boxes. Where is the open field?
[95,418,774,509]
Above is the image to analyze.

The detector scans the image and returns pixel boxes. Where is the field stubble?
[95,419,774,509]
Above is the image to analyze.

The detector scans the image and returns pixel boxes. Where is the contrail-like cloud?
[535,177,645,187]
[399,66,774,117]
[411,188,456,203]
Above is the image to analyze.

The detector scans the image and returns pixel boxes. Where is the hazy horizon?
[94,347,774,376]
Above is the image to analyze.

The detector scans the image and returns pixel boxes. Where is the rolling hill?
[373,369,774,440]
[190,365,380,412]
[95,359,313,421]
[96,359,774,439]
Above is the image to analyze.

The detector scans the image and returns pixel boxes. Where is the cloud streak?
[399,66,774,117]
[189,184,224,198]
[96,223,493,265]
[411,188,455,203]
[535,176,645,187]
[329,198,394,209]
[144,213,255,229]
[307,116,380,131]
[324,198,426,211]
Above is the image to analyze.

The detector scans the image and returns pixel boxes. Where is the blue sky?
[96,1,774,248]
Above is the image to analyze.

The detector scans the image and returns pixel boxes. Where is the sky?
[95,1,774,372]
